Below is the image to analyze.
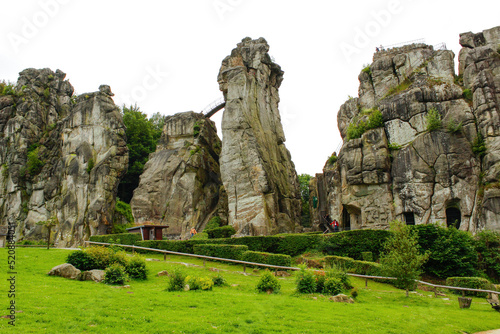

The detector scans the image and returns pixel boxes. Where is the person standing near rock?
[190,227,197,238]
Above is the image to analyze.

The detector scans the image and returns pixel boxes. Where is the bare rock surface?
[218,37,301,235]
[0,68,128,247]
[48,263,81,279]
[130,111,227,239]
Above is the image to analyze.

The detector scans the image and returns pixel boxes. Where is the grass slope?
[0,248,498,333]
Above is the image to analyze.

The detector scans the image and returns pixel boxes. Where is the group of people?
[324,214,339,233]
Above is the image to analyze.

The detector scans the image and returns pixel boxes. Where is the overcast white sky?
[1,0,498,176]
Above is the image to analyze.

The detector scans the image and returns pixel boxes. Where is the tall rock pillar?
[218,37,301,235]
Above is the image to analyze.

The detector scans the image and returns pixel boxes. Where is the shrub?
[90,233,142,246]
[205,216,222,231]
[256,270,281,294]
[472,133,487,158]
[366,109,384,130]
[447,120,463,134]
[212,273,227,287]
[191,232,208,240]
[462,89,473,102]
[388,143,402,150]
[241,251,292,267]
[86,158,94,173]
[323,277,343,295]
[314,271,326,292]
[166,268,187,292]
[320,229,391,260]
[446,277,496,298]
[296,266,316,293]
[324,256,382,276]
[326,266,353,290]
[115,200,134,224]
[66,250,96,271]
[85,246,128,270]
[206,225,236,239]
[412,224,478,278]
[186,276,214,291]
[26,147,44,176]
[350,287,359,299]
[126,256,148,280]
[327,154,338,165]
[104,264,129,285]
[475,230,500,283]
[346,121,366,140]
[361,252,373,262]
[426,108,442,131]
[193,244,248,260]
[385,77,412,97]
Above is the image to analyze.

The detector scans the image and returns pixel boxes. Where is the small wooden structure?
[0,226,7,247]
[126,224,169,241]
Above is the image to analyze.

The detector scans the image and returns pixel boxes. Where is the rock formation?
[218,37,301,235]
[0,69,128,247]
[130,112,227,239]
[313,25,500,232]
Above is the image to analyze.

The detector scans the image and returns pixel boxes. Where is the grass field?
[0,248,499,333]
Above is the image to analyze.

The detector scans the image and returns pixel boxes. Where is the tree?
[118,105,165,203]
[36,216,59,249]
[380,220,429,297]
[298,174,312,227]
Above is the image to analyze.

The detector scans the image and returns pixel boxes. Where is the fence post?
[365,277,368,287]
[164,253,167,261]
[132,245,135,254]
[243,264,246,273]
[203,258,206,267]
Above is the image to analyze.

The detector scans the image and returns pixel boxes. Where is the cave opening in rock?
[446,207,461,229]
[342,207,351,231]
[404,212,415,225]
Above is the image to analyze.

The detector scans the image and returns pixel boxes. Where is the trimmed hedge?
[193,244,248,260]
[324,255,382,276]
[241,251,292,267]
[90,233,143,246]
[446,277,497,297]
[207,226,236,239]
[320,230,392,260]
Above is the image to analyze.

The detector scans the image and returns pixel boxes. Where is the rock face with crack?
[314,25,500,232]
[0,68,128,247]
[130,111,227,239]
[218,37,301,235]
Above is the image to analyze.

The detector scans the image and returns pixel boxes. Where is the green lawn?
[0,248,498,333]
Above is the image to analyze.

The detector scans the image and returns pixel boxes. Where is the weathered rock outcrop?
[218,37,301,235]
[130,112,227,239]
[314,26,500,232]
[0,69,128,246]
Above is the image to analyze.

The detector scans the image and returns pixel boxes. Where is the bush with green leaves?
[323,277,343,295]
[191,232,208,240]
[186,276,214,291]
[475,230,500,283]
[66,250,96,271]
[85,246,128,270]
[296,265,316,294]
[320,229,391,260]
[446,277,496,298]
[241,251,292,267]
[366,109,384,130]
[256,270,281,294]
[462,89,473,102]
[104,264,129,285]
[346,121,366,140]
[447,120,463,134]
[26,146,44,176]
[212,273,227,287]
[380,221,429,295]
[324,256,382,276]
[426,108,442,131]
[166,268,187,292]
[205,216,222,230]
[327,154,338,165]
[472,133,487,158]
[126,256,148,280]
[206,225,236,239]
[412,224,479,279]
[193,244,248,260]
[361,252,373,262]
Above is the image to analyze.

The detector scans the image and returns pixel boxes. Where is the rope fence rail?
[85,241,499,297]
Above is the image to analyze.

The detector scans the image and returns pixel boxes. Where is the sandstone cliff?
[130,112,227,239]
[0,69,128,246]
[218,37,301,235]
[314,25,500,232]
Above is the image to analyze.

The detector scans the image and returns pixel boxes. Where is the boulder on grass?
[48,263,81,279]
[77,270,105,282]
[329,294,354,303]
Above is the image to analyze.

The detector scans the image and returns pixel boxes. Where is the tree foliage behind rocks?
[117,105,165,202]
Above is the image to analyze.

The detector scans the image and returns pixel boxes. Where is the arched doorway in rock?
[446,207,461,229]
